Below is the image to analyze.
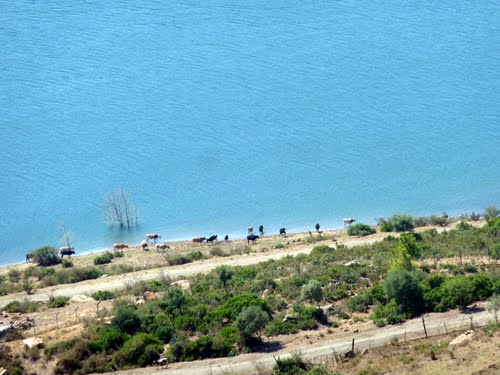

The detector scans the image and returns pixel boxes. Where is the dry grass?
[335,326,500,375]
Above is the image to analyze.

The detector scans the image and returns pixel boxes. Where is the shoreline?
[0,218,485,274]
[0,207,488,269]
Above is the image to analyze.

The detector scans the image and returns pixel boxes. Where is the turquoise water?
[1,1,499,266]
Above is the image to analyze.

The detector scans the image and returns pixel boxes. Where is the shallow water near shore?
[1,1,499,266]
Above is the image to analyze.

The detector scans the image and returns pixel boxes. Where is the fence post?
[75,306,80,321]
[97,300,102,313]
[444,322,448,333]
[352,338,355,353]
[469,316,474,331]
[422,317,428,338]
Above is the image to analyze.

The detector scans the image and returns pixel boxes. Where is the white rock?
[449,330,475,347]
[23,337,44,349]
[170,280,191,291]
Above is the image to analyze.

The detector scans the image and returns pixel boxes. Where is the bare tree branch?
[104,189,139,229]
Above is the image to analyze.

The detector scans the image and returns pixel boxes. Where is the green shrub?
[97,327,127,353]
[347,223,376,237]
[236,305,270,339]
[8,269,21,283]
[29,246,61,266]
[300,280,323,304]
[94,252,114,265]
[347,294,372,313]
[275,243,286,249]
[61,259,74,268]
[272,352,311,374]
[112,306,141,335]
[165,251,207,266]
[384,270,424,316]
[371,299,405,325]
[413,217,429,227]
[310,245,334,257]
[48,296,70,308]
[380,221,394,232]
[207,293,270,325]
[209,246,227,257]
[441,276,475,310]
[428,215,448,226]
[91,290,116,301]
[116,333,162,367]
[4,299,38,313]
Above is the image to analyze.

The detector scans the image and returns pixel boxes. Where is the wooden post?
[75,306,80,321]
[56,311,60,327]
[352,338,355,353]
[444,322,448,333]
[422,317,428,338]
[469,316,474,331]
[97,301,102,313]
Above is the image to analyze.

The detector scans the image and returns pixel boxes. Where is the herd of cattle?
[26,219,356,262]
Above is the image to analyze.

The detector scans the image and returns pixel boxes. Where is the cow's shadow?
[253,340,283,353]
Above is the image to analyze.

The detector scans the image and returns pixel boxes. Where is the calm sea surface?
[1,1,499,266]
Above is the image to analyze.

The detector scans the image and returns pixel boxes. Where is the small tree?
[484,206,499,223]
[104,189,139,229]
[384,270,424,316]
[442,276,475,310]
[390,214,414,232]
[487,294,500,323]
[390,233,421,271]
[216,265,233,293]
[235,305,269,340]
[29,246,60,267]
[301,280,323,305]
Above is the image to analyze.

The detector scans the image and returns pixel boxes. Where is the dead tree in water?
[104,189,139,229]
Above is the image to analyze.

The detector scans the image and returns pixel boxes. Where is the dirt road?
[114,304,493,375]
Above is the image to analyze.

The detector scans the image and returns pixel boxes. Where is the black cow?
[259,225,264,236]
[60,246,75,259]
[247,234,259,244]
[279,228,287,237]
[315,223,320,232]
[224,235,229,241]
[206,235,218,244]
[26,253,33,263]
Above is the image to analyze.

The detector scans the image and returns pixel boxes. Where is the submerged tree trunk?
[104,189,139,229]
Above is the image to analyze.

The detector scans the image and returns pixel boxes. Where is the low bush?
[48,296,70,308]
[94,252,114,265]
[62,259,74,268]
[413,217,429,227]
[4,299,38,313]
[166,251,207,266]
[90,290,116,301]
[347,223,376,237]
[29,246,61,266]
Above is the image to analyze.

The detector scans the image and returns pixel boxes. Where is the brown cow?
[247,226,253,234]
[113,243,129,251]
[192,237,206,244]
